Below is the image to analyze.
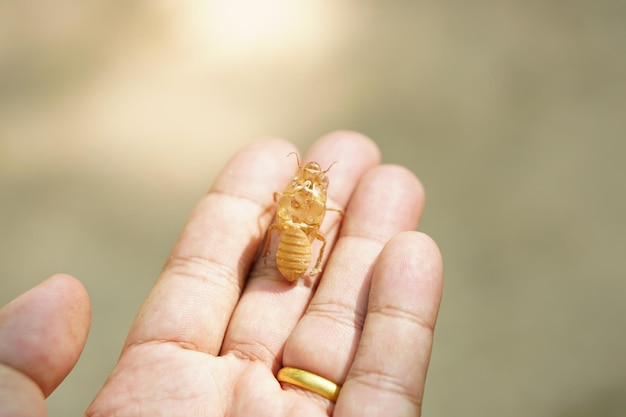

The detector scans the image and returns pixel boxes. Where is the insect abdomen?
[276,227,312,281]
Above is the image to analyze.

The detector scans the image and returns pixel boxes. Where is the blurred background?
[1,0,625,415]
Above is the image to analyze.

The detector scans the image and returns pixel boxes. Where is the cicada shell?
[263,154,343,281]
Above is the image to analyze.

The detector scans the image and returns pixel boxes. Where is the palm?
[85,132,443,417]
[103,346,327,416]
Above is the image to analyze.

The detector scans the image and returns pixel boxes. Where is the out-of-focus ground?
[1,1,625,416]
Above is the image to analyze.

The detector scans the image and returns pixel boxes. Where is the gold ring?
[276,366,341,402]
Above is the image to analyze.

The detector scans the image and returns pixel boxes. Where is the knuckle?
[349,367,422,408]
[307,299,366,331]
[369,304,434,334]
[162,253,241,291]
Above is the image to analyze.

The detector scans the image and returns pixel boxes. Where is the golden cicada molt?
[263,154,343,281]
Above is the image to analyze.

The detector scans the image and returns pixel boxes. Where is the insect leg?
[262,223,282,263]
[326,207,345,216]
[310,232,327,276]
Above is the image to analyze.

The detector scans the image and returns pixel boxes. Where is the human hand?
[0,131,442,417]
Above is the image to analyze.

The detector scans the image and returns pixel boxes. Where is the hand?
[0,131,443,417]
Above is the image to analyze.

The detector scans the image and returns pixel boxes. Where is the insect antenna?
[323,160,339,173]
[286,151,301,168]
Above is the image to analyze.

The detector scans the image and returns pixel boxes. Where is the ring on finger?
[276,366,341,402]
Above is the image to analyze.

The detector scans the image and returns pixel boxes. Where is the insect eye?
[305,162,322,174]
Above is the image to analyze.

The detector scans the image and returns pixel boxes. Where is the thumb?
[0,274,91,417]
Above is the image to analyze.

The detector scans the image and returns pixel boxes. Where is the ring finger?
[280,164,426,406]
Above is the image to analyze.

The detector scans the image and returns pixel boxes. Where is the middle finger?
[282,164,425,394]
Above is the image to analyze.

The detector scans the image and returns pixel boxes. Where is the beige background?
[1,1,624,416]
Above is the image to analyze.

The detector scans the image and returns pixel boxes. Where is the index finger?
[124,138,298,355]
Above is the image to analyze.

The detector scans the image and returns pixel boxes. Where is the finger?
[335,232,443,417]
[281,165,425,402]
[220,131,381,369]
[124,138,298,355]
[0,274,90,406]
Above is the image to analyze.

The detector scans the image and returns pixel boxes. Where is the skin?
[0,131,443,417]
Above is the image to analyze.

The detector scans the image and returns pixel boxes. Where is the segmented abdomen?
[276,227,312,281]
